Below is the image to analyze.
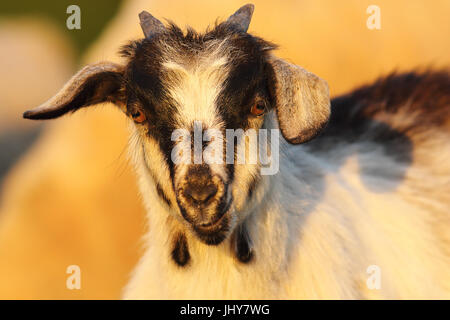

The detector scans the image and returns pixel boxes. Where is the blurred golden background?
[0,0,449,299]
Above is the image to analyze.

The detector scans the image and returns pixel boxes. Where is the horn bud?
[226,4,255,32]
[139,11,165,39]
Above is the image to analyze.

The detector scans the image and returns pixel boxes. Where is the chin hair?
[192,216,231,245]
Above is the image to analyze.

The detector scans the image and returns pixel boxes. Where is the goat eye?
[131,110,146,123]
[250,102,266,116]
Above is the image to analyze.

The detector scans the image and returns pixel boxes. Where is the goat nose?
[185,183,218,204]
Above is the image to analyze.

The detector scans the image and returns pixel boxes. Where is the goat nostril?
[185,184,218,204]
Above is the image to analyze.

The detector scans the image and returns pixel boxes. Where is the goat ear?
[23,62,125,120]
[268,56,330,144]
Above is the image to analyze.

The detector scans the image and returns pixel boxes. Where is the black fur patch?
[215,34,276,133]
[312,70,450,147]
[171,233,190,267]
[233,223,253,263]
[306,70,450,192]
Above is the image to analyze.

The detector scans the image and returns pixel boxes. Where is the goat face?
[23,4,331,246]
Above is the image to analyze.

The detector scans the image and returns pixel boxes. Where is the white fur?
[123,109,450,299]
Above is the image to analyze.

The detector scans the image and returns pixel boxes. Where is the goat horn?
[226,4,254,32]
[139,11,165,39]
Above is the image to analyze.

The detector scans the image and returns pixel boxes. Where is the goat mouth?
[191,203,232,245]
[194,209,227,232]
[192,218,230,245]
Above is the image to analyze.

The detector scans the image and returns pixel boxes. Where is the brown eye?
[131,110,146,123]
[250,102,266,116]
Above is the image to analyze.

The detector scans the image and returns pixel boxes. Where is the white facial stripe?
[161,42,231,129]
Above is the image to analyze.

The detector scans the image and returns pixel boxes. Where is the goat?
[23,4,450,299]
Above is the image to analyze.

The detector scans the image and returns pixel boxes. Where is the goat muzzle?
[176,165,229,229]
